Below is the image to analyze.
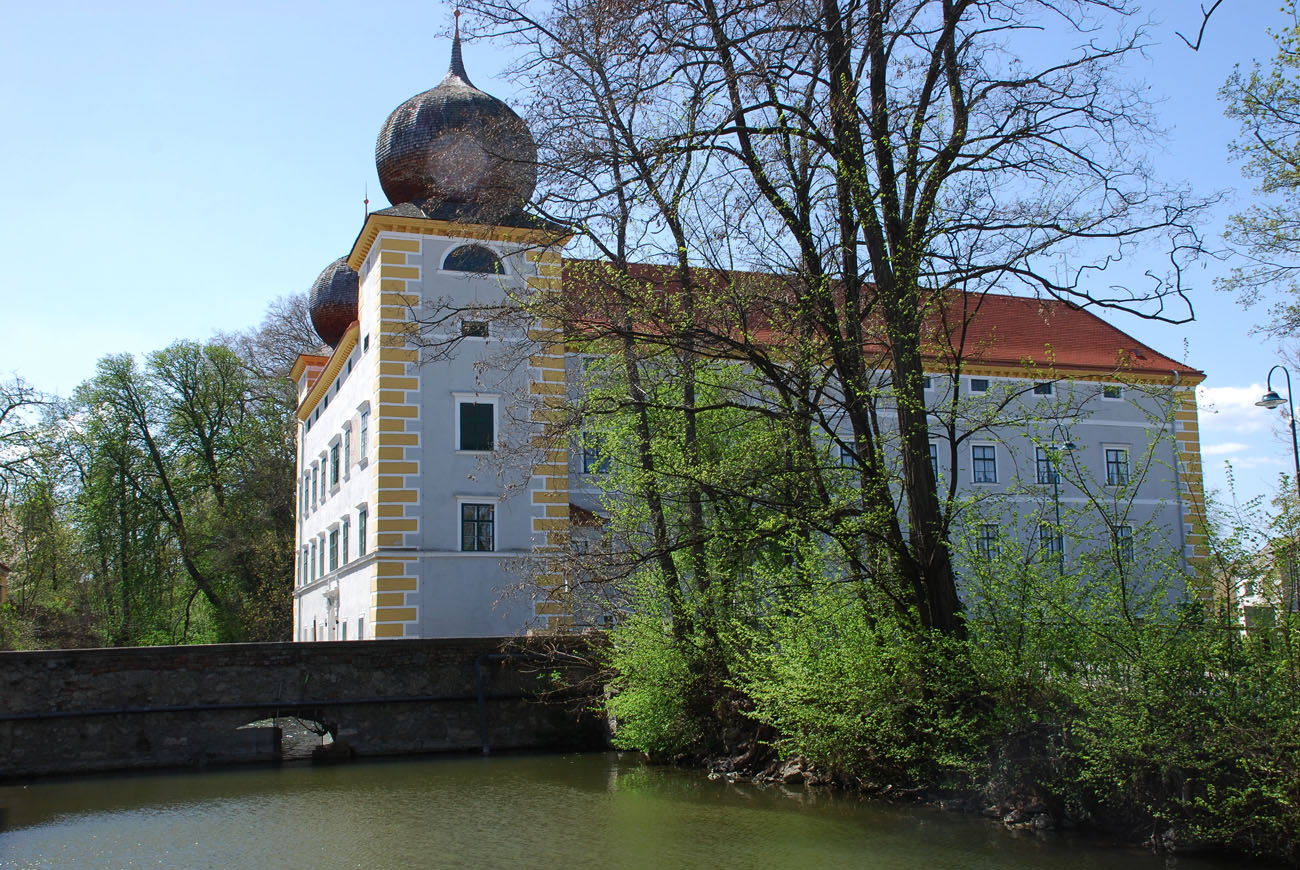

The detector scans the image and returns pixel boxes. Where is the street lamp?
[1258,365,1300,611]
[1051,432,1076,576]
[1256,365,1300,506]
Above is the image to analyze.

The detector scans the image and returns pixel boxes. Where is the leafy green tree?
[1221,3,1300,343]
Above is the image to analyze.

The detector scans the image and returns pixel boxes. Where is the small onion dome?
[375,28,537,219]
[308,257,359,348]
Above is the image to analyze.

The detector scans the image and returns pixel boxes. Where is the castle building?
[290,34,1208,641]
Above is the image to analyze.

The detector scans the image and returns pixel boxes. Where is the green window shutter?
[460,403,494,451]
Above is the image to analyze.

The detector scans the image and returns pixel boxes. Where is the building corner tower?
[291,27,570,641]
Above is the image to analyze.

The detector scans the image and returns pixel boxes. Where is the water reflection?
[0,754,1246,869]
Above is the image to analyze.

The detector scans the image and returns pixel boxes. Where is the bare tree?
[455,0,1209,640]
[0,377,47,500]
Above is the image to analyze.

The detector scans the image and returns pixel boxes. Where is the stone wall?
[0,637,606,780]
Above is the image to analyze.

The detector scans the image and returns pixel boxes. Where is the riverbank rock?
[778,757,806,784]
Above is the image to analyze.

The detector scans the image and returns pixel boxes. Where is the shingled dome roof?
[308,257,359,348]
[375,25,537,220]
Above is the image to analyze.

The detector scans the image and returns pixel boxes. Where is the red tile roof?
[560,259,1201,380]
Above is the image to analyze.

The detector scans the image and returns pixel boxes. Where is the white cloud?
[1202,441,1251,456]
[1225,455,1286,471]
[1197,383,1276,435]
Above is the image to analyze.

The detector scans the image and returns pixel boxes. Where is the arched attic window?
[444,244,505,275]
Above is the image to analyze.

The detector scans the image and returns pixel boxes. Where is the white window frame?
[357,504,369,557]
[971,443,998,484]
[453,392,500,453]
[358,405,371,467]
[1035,447,1060,485]
[1101,384,1124,401]
[456,495,502,554]
[328,440,341,492]
[969,377,990,394]
[1116,524,1134,562]
[1104,446,1131,487]
[342,424,352,480]
[440,242,510,275]
[1038,523,1063,559]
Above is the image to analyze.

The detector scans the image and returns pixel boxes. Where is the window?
[461,503,495,552]
[358,507,368,556]
[300,547,308,586]
[343,426,352,477]
[1102,385,1123,400]
[972,445,998,483]
[311,465,319,509]
[583,431,610,473]
[363,334,370,352]
[457,398,496,452]
[970,378,989,393]
[1033,382,1053,396]
[929,442,938,478]
[359,410,370,463]
[839,442,857,468]
[1116,525,1134,562]
[358,617,364,640]
[1105,448,1130,486]
[341,622,347,641]
[301,475,309,514]
[1038,523,1063,559]
[342,518,350,564]
[921,376,932,390]
[319,538,327,576]
[310,541,318,581]
[329,444,340,489]
[1036,447,1059,485]
[976,524,999,561]
[328,529,339,572]
[444,244,505,274]
[462,320,489,338]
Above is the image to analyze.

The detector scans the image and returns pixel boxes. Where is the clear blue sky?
[0,1,1292,509]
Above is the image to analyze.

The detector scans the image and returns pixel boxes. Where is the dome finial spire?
[450,9,471,83]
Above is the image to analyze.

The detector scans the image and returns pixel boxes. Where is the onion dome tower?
[374,16,537,222]
[308,257,359,348]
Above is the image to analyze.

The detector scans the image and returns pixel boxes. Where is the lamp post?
[1257,364,1300,610]
[1051,432,1076,576]
[1257,365,1300,505]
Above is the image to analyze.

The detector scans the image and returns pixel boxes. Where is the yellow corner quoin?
[372,576,419,593]
[378,237,421,253]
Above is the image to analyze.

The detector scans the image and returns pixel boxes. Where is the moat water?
[0,753,1255,869]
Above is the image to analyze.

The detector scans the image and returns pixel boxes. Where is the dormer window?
[444,245,505,274]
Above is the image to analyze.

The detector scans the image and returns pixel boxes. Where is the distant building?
[290,34,1208,641]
